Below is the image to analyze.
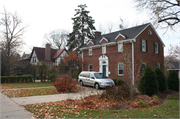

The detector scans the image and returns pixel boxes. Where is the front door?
[103,65,106,76]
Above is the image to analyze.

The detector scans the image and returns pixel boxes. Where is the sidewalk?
[10,90,104,105]
[0,92,32,119]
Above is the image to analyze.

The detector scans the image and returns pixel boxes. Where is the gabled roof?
[29,47,66,62]
[167,62,180,70]
[90,23,150,45]
[83,23,165,47]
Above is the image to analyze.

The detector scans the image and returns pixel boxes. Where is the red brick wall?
[134,25,164,84]
[83,25,164,84]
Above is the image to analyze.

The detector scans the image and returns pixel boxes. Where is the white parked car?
[78,71,115,89]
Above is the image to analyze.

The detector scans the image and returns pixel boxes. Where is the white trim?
[118,42,123,52]
[99,55,109,77]
[100,37,108,43]
[102,45,106,54]
[115,33,126,40]
[87,40,94,46]
[134,23,165,47]
[130,40,135,85]
[118,63,124,76]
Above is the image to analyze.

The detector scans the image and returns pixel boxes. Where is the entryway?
[99,55,109,77]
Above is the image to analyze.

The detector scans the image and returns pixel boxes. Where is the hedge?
[112,78,124,86]
[1,75,33,83]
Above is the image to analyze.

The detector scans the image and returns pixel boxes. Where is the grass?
[24,93,179,118]
[1,87,59,97]
[0,82,53,89]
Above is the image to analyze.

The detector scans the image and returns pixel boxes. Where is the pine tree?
[167,70,179,91]
[67,4,96,52]
[138,65,159,96]
[154,67,167,92]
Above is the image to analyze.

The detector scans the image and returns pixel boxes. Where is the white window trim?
[155,42,158,54]
[142,39,146,52]
[118,42,123,52]
[102,45,106,54]
[148,30,152,35]
[100,37,108,43]
[89,47,92,56]
[118,63,124,76]
[89,64,92,71]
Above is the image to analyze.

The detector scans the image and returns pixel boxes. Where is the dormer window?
[102,45,106,54]
[32,57,36,62]
[148,30,152,35]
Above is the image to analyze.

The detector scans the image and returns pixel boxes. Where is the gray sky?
[1,0,179,56]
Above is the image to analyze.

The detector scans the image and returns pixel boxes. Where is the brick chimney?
[45,43,51,61]
[94,31,101,38]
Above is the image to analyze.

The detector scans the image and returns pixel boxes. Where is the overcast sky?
[1,0,179,56]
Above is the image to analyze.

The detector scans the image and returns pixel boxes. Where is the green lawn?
[24,93,179,118]
[1,87,59,97]
[1,82,53,89]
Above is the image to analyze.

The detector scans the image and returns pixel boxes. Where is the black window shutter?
[154,42,155,53]
[140,39,142,52]
[158,43,160,54]
[146,40,148,52]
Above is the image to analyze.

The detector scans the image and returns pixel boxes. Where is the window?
[148,30,152,35]
[89,64,92,71]
[154,42,158,54]
[89,47,92,56]
[89,73,94,79]
[118,63,123,75]
[102,45,106,54]
[32,57,36,62]
[156,63,161,68]
[118,42,123,52]
[141,63,146,74]
[142,40,146,52]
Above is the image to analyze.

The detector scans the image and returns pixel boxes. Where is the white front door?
[99,55,109,77]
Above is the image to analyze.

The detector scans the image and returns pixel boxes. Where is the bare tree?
[0,8,27,76]
[106,21,115,33]
[134,0,180,30]
[44,29,68,49]
[165,43,180,62]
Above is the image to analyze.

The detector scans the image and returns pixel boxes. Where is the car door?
[83,73,89,85]
[88,73,96,86]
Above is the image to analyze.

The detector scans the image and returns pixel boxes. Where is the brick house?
[29,44,67,67]
[81,23,165,85]
[166,62,180,79]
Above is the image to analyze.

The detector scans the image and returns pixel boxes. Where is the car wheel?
[94,83,100,89]
[80,81,84,86]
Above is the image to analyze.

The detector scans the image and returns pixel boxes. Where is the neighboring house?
[81,23,165,85]
[14,54,31,75]
[166,62,180,79]
[29,44,67,67]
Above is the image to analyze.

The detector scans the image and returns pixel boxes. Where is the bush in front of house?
[112,78,124,86]
[154,67,167,92]
[167,70,179,91]
[138,65,159,96]
[53,76,77,92]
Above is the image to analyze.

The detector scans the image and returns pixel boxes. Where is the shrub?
[53,76,77,92]
[112,78,124,86]
[138,65,159,96]
[167,70,179,91]
[154,67,167,92]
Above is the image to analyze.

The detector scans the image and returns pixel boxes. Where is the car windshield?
[94,73,108,79]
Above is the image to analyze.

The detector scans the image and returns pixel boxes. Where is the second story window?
[32,57,36,63]
[102,45,106,54]
[118,43,123,52]
[89,47,92,56]
[154,42,158,54]
[140,39,148,52]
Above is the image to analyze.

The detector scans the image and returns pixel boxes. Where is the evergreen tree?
[167,70,179,91]
[154,67,167,92]
[67,4,96,52]
[138,65,159,96]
